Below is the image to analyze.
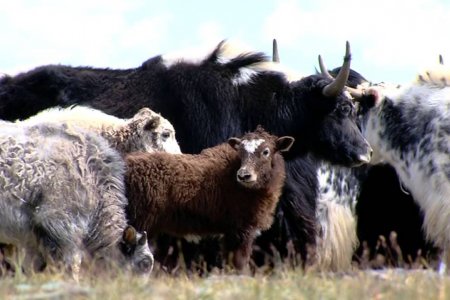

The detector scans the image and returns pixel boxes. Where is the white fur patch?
[161,40,253,69]
[416,63,450,87]
[160,40,304,86]
[163,138,182,154]
[183,234,224,244]
[242,139,264,153]
[184,234,202,244]
[232,68,259,86]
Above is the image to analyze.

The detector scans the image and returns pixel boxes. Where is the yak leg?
[2,244,45,275]
[22,247,46,275]
[233,241,253,271]
[67,250,82,282]
[225,233,254,272]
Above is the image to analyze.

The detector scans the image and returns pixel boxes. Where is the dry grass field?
[1,263,449,300]
[0,233,444,299]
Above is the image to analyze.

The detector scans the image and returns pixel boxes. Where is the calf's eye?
[161,131,171,139]
[262,148,270,157]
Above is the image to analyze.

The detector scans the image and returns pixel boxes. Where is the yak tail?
[205,40,269,75]
[315,200,358,272]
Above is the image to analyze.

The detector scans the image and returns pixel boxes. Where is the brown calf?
[125,127,294,270]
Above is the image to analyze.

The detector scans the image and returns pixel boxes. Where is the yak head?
[120,225,154,274]
[228,126,294,189]
[128,107,182,154]
[287,42,372,167]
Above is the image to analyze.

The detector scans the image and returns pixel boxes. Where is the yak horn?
[318,55,334,79]
[439,54,444,65]
[273,39,280,63]
[322,41,351,97]
[345,86,365,100]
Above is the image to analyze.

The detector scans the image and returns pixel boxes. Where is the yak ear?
[358,88,381,111]
[228,137,242,151]
[135,107,153,118]
[123,225,138,245]
[143,117,160,131]
[276,136,295,152]
[138,231,148,246]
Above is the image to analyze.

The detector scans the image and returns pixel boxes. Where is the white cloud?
[2,0,450,84]
[263,0,304,46]
[0,0,171,73]
[263,0,450,83]
[196,21,225,46]
[119,15,172,50]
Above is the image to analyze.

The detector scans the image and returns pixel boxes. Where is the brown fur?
[125,128,293,270]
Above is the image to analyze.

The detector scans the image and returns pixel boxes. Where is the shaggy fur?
[358,81,450,272]
[323,68,429,269]
[314,163,366,270]
[23,106,181,155]
[0,121,154,278]
[0,41,371,269]
[125,128,294,270]
[315,199,358,271]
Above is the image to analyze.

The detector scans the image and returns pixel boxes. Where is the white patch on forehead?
[242,139,265,153]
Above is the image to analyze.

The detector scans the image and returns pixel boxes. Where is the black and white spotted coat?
[359,79,450,272]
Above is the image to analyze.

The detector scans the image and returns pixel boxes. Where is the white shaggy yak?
[355,71,450,273]
[0,121,154,279]
[23,106,181,155]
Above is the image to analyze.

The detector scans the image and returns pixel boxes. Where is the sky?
[2,0,450,84]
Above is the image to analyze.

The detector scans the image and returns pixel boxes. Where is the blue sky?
[2,0,450,84]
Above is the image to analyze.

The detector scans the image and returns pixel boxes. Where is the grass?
[0,232,444,300]
[1,266,450,300]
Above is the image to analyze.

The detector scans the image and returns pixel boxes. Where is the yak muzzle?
[237,168,257,185]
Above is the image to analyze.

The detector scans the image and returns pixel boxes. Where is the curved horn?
[439,54,444,65]
[322,41,351,97]
[345,86,365,100]
[272,39,280,63]
[318,55,334,79]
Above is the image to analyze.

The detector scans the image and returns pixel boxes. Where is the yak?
[125,127,294,270]
[0,40,371,269]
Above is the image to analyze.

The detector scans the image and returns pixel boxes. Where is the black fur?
[0,41,369,269]
[379,99,439,155]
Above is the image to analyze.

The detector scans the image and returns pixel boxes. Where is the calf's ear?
[276,136,295,152]
[143,117,160,131]
[228,137,242,150]
[135,107,153,118]
[123,225,138,245]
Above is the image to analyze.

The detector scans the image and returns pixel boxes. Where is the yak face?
[228,127,294,189]
[295,75,372,167]
[287,42,372,167]
[120,225,154,275]
[314,87,372,167]
[131,107,182,154]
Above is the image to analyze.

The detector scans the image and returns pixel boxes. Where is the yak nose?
[237,169,253,182]
[358,146,373,164]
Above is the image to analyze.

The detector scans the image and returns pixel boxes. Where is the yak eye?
[161,131,171,139]
[138,259,152,271]
[340,104,352,116]
[262,148,270,157]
